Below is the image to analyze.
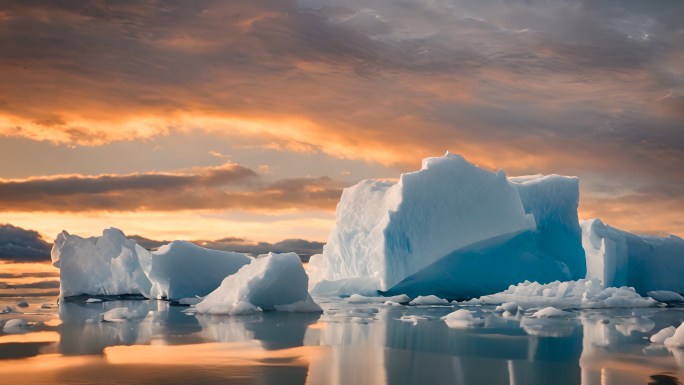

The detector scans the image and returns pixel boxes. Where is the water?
[1,296,683,385]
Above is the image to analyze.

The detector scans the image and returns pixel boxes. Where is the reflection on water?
[0,297,683,385]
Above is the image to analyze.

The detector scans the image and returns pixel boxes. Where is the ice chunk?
[86,298,103,303]
[648,291,684,303]
[195,253,321,315]
[399,315,429,325]
[408,295,449,305]
[347,294,409,304]
[495,302,520,313]
[2,318,31,333]
[664,323,684,348]
[651,326,676,344]
[101,307,141,323]
[441,309,483,328]
[311,152,536,291]
[144,241,251,300]
[478,279,657,309]
[531,307,571,318]
[582,218,684,294]
[52,228,152,298]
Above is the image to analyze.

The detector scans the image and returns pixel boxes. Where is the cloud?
[131,235,324,261]
[0,280,60,289]
[0,0,682,235]
[0,163,343,212]
[0,224,52,262]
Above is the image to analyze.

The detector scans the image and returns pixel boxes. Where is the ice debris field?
[49,152,684,329]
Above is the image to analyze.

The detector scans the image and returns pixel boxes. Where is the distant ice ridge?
[194,253,322,315]
[582,218,684,295]
[143,241,251,300]
[311,152,587,298]
[52,229,152,298]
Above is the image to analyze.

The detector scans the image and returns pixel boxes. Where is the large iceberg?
[311,152,587,299]
[311,152,538,292]
[195,252,321,315]
[582,218,684,294]
[52,228,152,298]
[143,241,251,300]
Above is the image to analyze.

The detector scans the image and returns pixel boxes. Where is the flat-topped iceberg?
[143,241,251,300]
[582,218,684,295]
[311,152,587,298]
[195,252,321,315]
[52,229,152,298]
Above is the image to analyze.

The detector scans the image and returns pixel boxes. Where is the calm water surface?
[1,295,683,385]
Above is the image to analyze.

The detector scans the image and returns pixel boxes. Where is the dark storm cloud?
[0,164,343,212]
[0,224,52,262]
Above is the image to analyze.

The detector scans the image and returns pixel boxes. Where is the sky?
[0,0,683,256]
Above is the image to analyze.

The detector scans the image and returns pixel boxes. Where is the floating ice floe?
[347,294,409,304]
[441,309,484,328]
[477,279,657,310]
[408,295,450,306]
[194,253,321,315]
[651,326,677,344]
[101,307,142,322]
[530,307,572,318]
[2,319,32,334]
[664,323,684,348]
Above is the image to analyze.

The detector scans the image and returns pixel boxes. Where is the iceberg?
[143,241,251,300]
[311,152,590,299]
[52,228,152,298]
[195,252,321,315]
[311,152,539,293]
[582,218,684,294]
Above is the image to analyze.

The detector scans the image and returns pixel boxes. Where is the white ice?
[310,152,536,292]
[651,326,677,344]
[477,279,657,310]
[408,295,450,305]
[194,253,321,315]
[52,228,152,298]
[664,323,684,348]
[441,309,484,328]
[530,307,572,318]
[143,240,251,300]
[101,307,141,323]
